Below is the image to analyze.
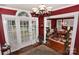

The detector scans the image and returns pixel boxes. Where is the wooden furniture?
[46,29,72,54]
[46,38,64,54]
[0,43,11,55]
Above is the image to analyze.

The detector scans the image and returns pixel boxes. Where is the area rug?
[19,45,61,55]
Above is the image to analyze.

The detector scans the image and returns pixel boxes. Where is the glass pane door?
[7,20,18,51]
[32,21,36,40]
[20,21,30,44]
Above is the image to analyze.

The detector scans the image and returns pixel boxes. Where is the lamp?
[31,4,52,15]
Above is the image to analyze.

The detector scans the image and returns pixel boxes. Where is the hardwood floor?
[11,43,61,55]
[17,45,61,55]
[45,39,64,54]
[11,43,40,55]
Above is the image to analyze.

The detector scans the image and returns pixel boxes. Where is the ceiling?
[0,4,72,11]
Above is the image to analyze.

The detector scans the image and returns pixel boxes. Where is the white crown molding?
[0,6,28,11]
[52,4,77,11]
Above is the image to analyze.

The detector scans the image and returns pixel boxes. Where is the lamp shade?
[32,8,38,13]
[38,4,46,11]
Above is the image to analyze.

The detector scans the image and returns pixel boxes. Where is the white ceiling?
[0,4,72,11]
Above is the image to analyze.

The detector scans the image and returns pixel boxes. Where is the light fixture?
[31,4,52,15]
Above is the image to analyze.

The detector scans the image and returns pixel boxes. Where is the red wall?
[38,15,44,39]
[51,19,57,29]
[0,8,17,44]
[0,15,5,44]
[41,4,79,31]
[0,8,17,15]
[51,5,79,16]
[50,17,74,29]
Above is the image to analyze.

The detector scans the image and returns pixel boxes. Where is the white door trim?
[69,12,79,55]
[32,17,39,43]
[44,17,48,43]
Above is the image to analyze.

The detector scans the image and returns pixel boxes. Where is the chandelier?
[31,4,52,14]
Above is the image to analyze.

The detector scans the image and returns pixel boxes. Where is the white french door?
[32,18,39,43]
[7,19,18,51]
[17,17,33,48]
[2,15,38,52]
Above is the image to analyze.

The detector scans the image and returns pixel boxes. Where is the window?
[18,12,29,17]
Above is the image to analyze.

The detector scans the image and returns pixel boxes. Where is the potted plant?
[64,27,71,55]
